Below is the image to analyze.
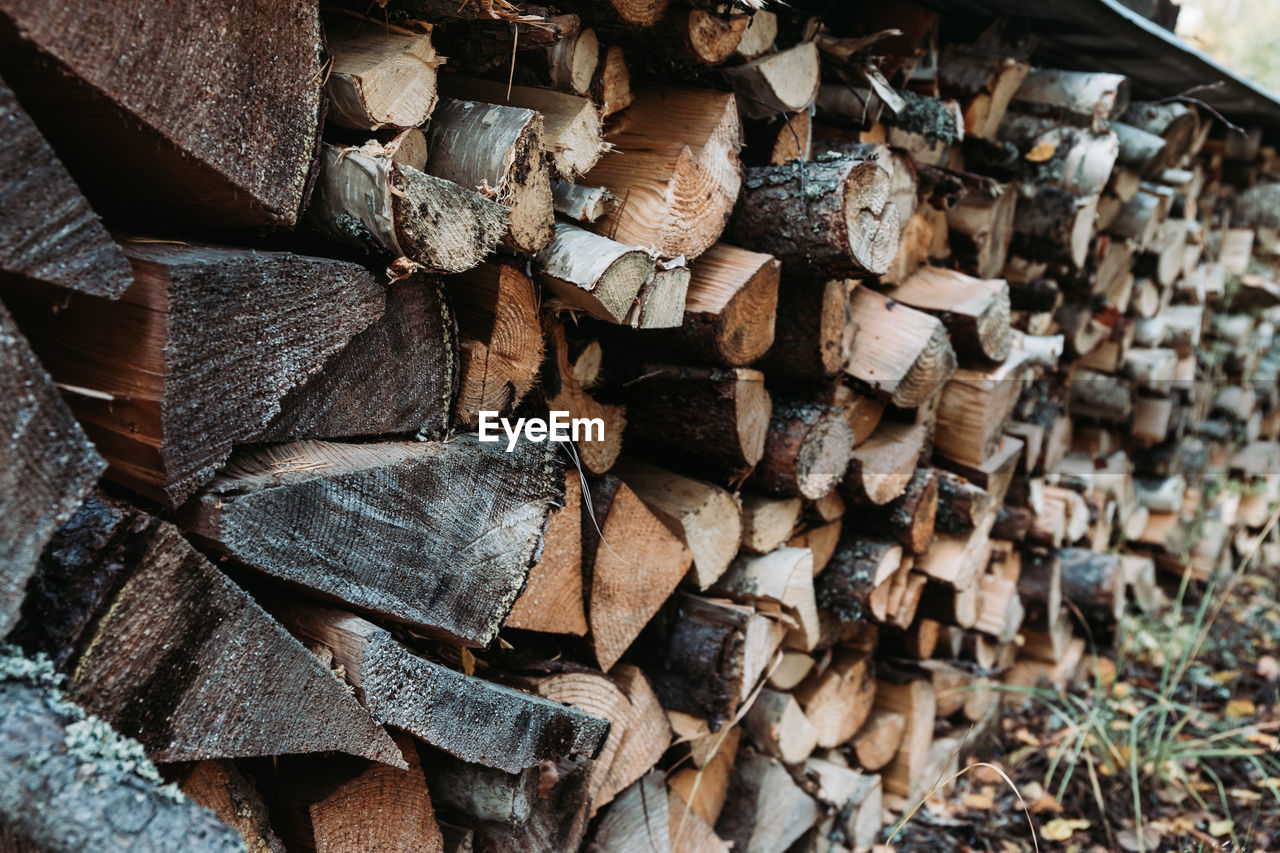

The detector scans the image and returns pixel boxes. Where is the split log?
[1057,547,1125,625]
[563,0,669,28]
[712,547,819,652]
[841,421,929,505]
[1018,550,1062,631]
[476,756,594,852]
[261,275,458,443]
[592,45,635,117]
[310,141,507,273]
[938,45,1031,140]
[851,709,907,771]
[793,649,877,748]
[854,468,939,554]
[1009,68,1129,132]
[638,593,784,729]
[729,155,902,277]
[592,772,672,852]
[741,494,804,555]
[722,42,821,119]
[6,241,384,508]
[644,242,781,366]
[668,786,732,853]
[275,602,609,773]
[750,396,855,500]
[553,181,616,222]
[796,758,883,852]
[937,435,1024,507]
[436,77,606,180]
[667,715,739,825]
[0,304,103,635]
[1009,187,1099,269]
[892,267,1013,362]
[0,0,323,227]
[584,475,694,670]
[745,689,819,765]
[717,754,820,853]
[1114,121,1174,175]
[1069,368,1133,424]
[310,733,444,853]
[324,17,442,130]
[946,182,1018,279]
[14,496,403,766]
[628,259,692,329]
[788,521,842,574]
[875,676,936,798]
[816,535,902,623]
[1121,101,1199,165]
[934,359,1029,467]
[424,97,554,253]
[624,8,749,68]
[585,85,743,259]
[974,573,1025,643]
[537,223,654,323]
[1109,184,1171,249]
[845,287,957,407]
[0,663,245,852]
[613,457,742,589]
[997,114,1119,196]
[178,761,286,853]
[423,754,539,826]
[758,279,855,379]
[541,319,626,475]
[447,262,542,428]
[182,435,559,647]
[621,365,771,484]
[507,473,587,635]
[934,470,994,533]
[736,10,778,60]
[0,73,131,297]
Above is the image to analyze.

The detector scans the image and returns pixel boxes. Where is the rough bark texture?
[182,436,560,647]
[749,396,855,500]
[0,302,104,636]
[0,73,131,297]
[11,496,403,767]
[0,0,323,227]
[757,278,854,380]
[262,274,458,442]
[0,659,245,853]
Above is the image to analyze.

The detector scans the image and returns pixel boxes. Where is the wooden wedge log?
[324,17,442,130]
[537,222,655,324]
[845,287,957,407]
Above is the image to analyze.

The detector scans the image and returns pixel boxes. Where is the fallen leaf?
[1226,698,1257,717]
[1042,818,1091,841]
[1211,669,1241,684]
[1208,818,1234,837]
[963,792,995,810]
[1025,141,1057,162]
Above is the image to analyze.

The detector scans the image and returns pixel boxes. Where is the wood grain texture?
[0,0,323,227]
[507,473,588,635]
[178,760,287,853]
[0,73,131,297]
[274,601,610,774]
[20,498,404,767]
[0,670,245,853]
[183,435,560,647]
[6,240,385,507]
[0,302,103,636]
[262,274,458,442]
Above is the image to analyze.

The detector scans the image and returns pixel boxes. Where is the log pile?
[2,1,1280,850]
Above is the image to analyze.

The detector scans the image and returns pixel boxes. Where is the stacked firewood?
[3,0,1280,850]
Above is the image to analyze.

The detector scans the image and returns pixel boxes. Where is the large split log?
[841,421,929,506]
[1008,68,1129,132]
[643,242,781,367]
[0,0,324,227]
[945,181,1018,280]
[996,114,1119,196]
[938,39,1031,140]
[0,73,131,297]
[722,42,822,119]
[437,77,607,180]
[845,287,958,407]
[260,275,458,443]
[11,496,402,766]
[728,154,901,276]
[584,474,694,670]
[182,435,559,647]
[1010,187,1098,269]
[1120,101,1199,166]
[310,140,508,274]
[0,303,104,636]
[854,468,940,554]
[446,262,542,428]
[507,473,587,635]
[545,25,599,95]
[274,602,610,773]
[424,98,555,253]
[716,753,819,852]
[584,85,743,259]
[712,546,820,651]
[621,365,772,484]
[324,17,442,130]
[0,657,245,852]
[5,241,384,508]
[934,358,1030,468]
[816,535,902,622]
[613,457,742,590]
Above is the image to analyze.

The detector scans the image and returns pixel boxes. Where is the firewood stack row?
[2,0,1280,850]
